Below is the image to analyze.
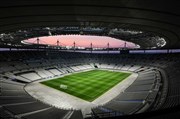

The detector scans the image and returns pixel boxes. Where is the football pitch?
[41,70,131,102]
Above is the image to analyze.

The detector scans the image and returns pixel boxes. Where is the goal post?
[60,84,67,89]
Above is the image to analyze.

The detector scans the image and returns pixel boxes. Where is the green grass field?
[41,70,131,102]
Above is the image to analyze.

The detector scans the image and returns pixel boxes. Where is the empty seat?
[1,90,28,96]
[69,110,83,119]
[104,101,143,114]
[23,108,69,119]
[133,80,155,85]
[1,82,24,90]
[125,84,153,92]
[114,92,149,101]
[4,102,50,115]
[0,96,35,105]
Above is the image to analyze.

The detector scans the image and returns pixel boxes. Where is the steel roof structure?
[1,0,180,49]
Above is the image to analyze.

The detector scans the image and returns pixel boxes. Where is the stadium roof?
[1,0,180,49]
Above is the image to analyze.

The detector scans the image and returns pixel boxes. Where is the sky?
[24,35,137,48]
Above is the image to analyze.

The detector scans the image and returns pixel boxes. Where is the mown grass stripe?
[41,70,131,102]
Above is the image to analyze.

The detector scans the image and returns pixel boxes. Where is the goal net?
[60,84,67,89]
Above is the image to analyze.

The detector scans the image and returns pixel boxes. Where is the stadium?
[1,0,180,119]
